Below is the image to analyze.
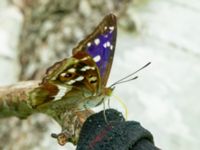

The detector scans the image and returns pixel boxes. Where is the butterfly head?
[104,86,115,96]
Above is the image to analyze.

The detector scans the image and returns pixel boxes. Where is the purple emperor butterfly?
[30,14,117,111]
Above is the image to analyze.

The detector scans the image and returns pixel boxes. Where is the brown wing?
[30,51,101,107]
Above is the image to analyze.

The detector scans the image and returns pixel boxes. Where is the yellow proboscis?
[112,94,128,120]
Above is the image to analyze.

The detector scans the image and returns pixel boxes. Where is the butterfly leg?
[107,98,111,108]
[103,99,109,124]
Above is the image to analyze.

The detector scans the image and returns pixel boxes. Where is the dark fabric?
[77,109,160,150]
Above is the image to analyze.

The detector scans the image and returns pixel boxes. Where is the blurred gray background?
[0,0,199,149]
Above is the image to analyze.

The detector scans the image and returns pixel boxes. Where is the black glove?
[77,109,160,150]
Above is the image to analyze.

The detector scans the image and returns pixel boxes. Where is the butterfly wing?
[30,52,101,108]
[30,14,117,109]
[72,14,117,87]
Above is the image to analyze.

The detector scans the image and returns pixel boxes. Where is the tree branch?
[0,81,39,118]
[0,81,93,145]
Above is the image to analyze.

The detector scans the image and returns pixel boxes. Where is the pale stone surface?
[104,0,200,150]
[0,0,199,150]
[0,2,22,85]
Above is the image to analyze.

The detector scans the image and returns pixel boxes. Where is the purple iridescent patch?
[86,28,115,76]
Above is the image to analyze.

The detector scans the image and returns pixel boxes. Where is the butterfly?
[30,14,117,112]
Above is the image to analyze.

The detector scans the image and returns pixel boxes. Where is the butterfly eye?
[59,72,72,81]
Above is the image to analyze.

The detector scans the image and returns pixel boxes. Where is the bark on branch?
[0,81,39,118]
[0,81,93,145]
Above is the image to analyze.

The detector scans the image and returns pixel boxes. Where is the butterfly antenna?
[110,62,151,87]
[115,76,138,84]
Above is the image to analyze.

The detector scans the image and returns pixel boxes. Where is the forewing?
[30,52,100,107]
[72,14,117,86]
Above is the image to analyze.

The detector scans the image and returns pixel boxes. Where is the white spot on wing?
[94,38,100,45]
[81,56,90,61]
[67,76,84,85]
[60,72,67,77]
[93,55,101,62]
[90,76,97,81]
[68,68,76,73]
[103,41,111,48]
[67,80,76,85]
[80,66,95,71]
[75,76,84,81]
[53,85,68,101]
[107,41,111,47]
[109,26,114,31]
[89,76,97,84]
[87,42,91,47]
[103,43,107,48]
[110,45,113,50]
[104,26,108,30]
